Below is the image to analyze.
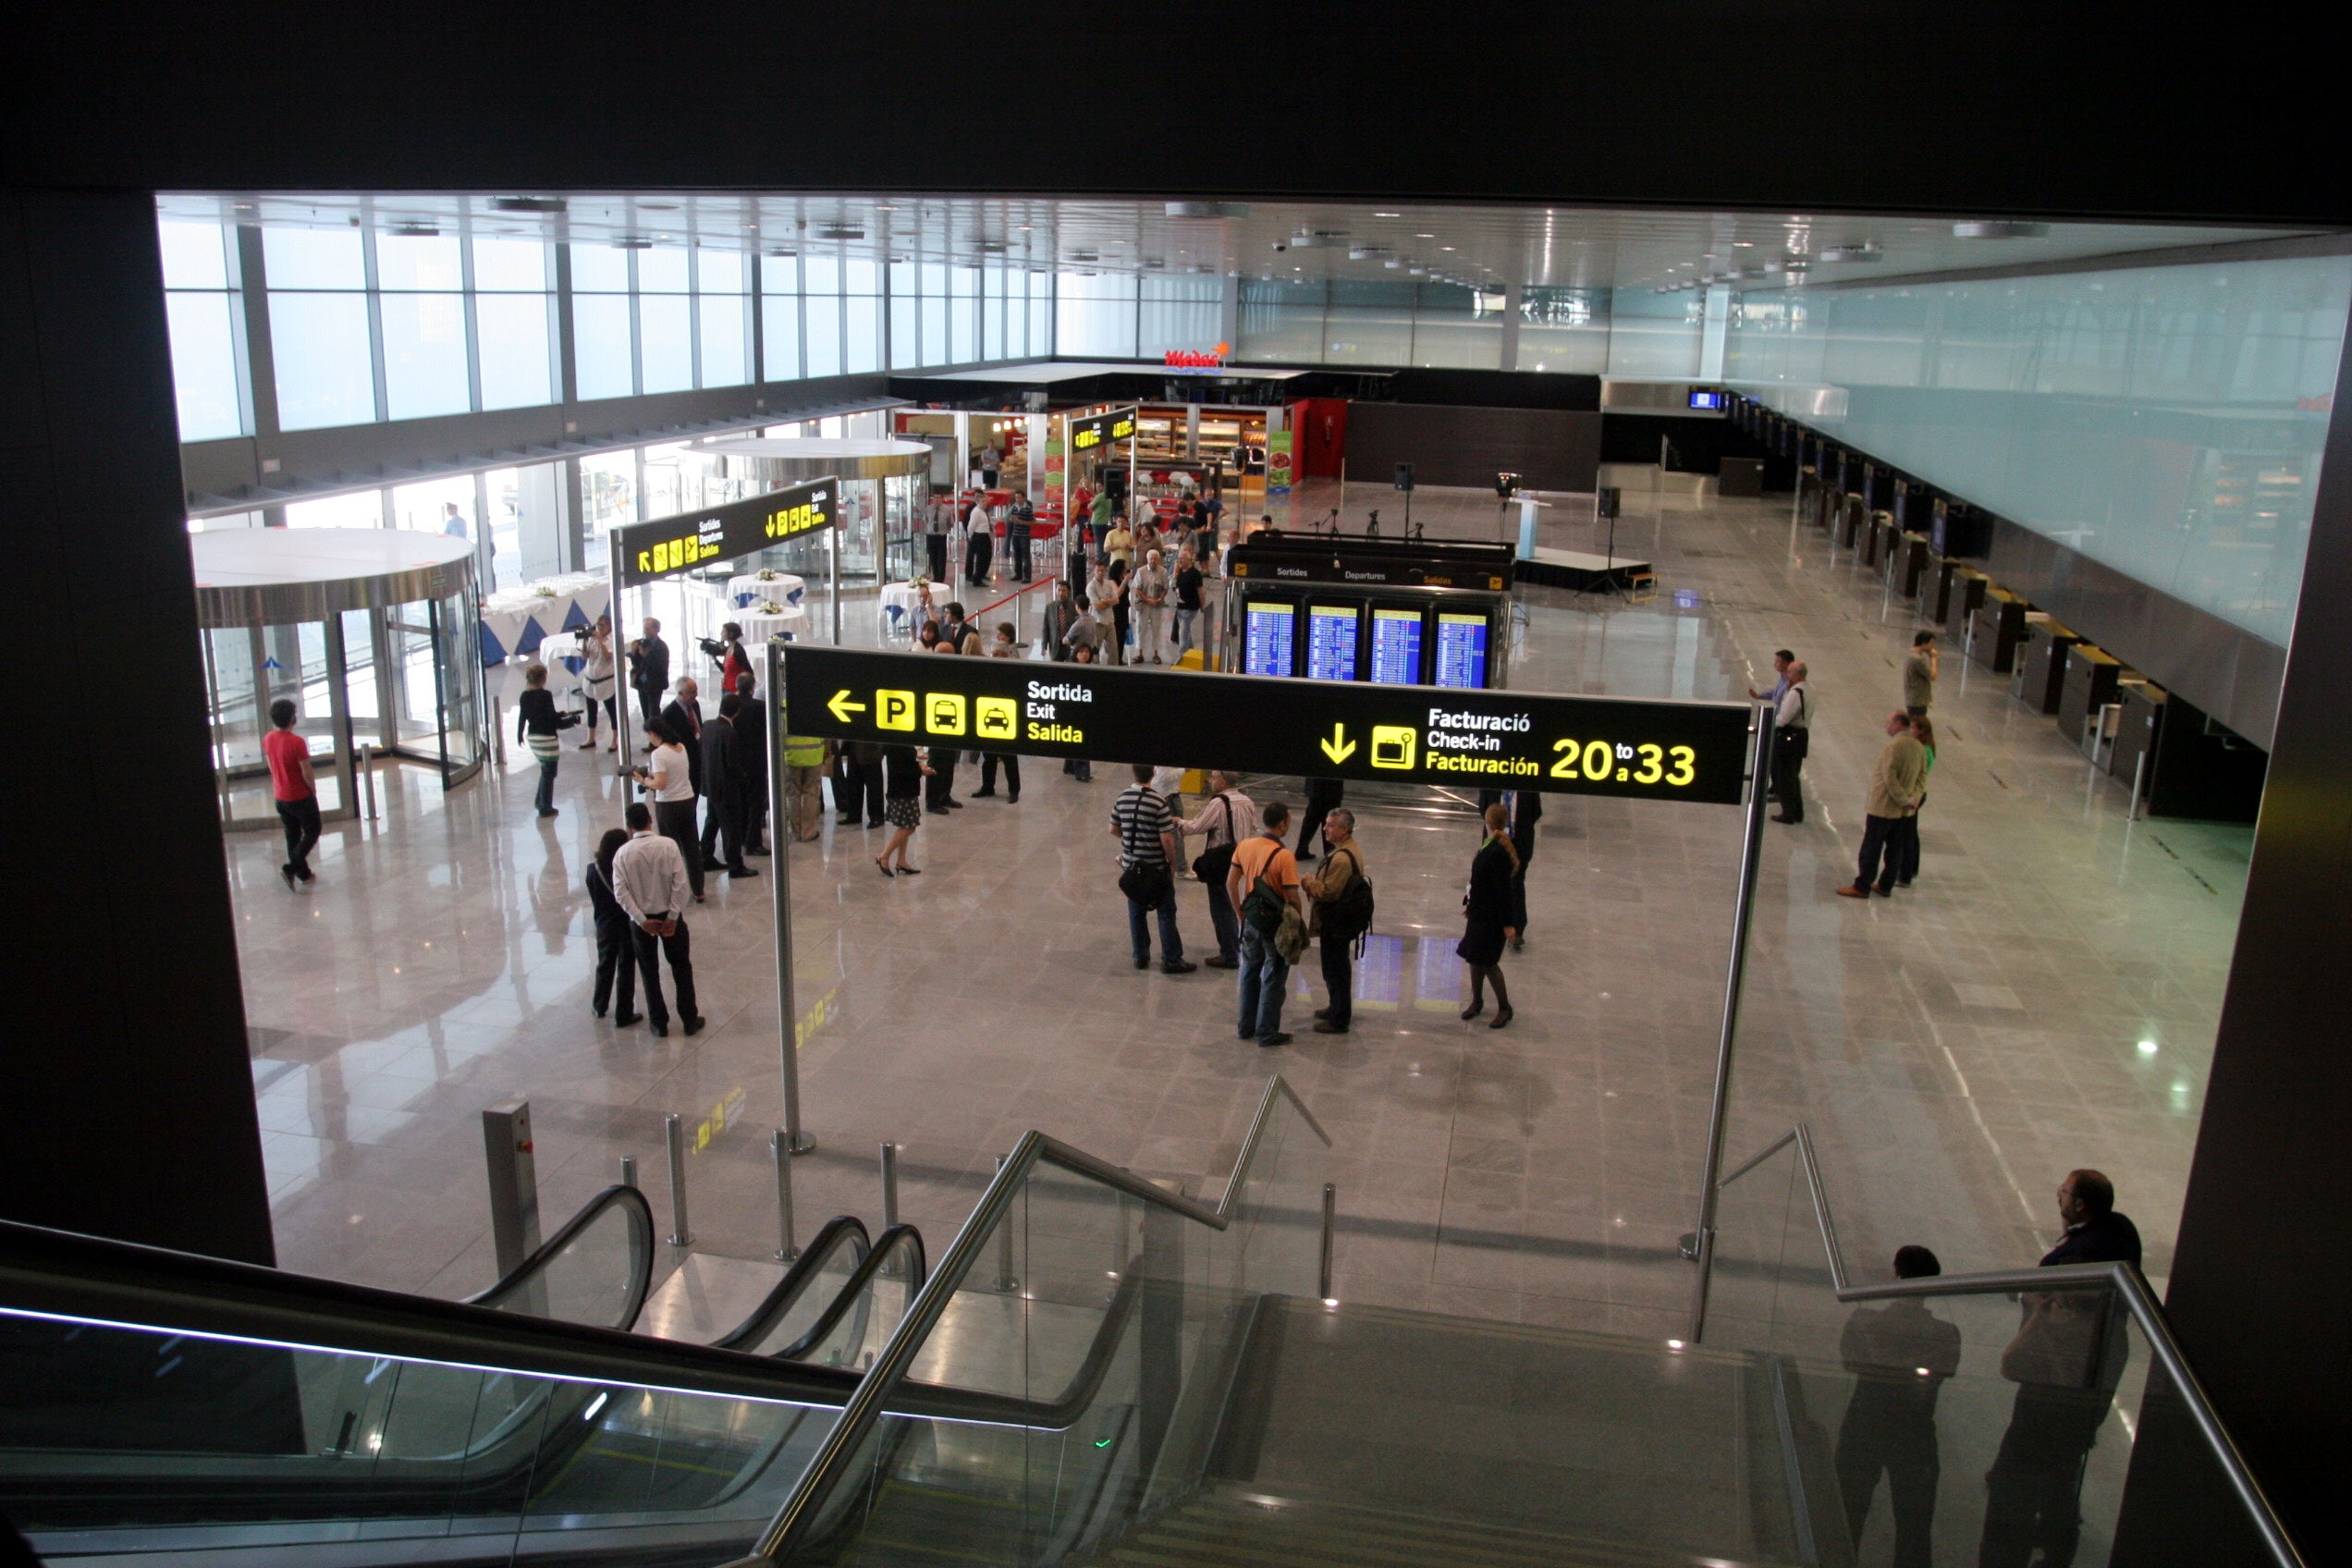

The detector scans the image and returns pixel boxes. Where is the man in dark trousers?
[1834,1245,1962,1568]
[1477,788,1542,949]
[610,802,704,1039]
[700,693,759,879]
[1295,777,1344,864]
[1770,662,1811,825]
[1978,1170,2142,1568]
[658,678,713,864]
[732,671,769,854]
[628,618,671,735]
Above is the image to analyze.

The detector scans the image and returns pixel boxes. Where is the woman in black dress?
[1458,801,1519,1028]
[876,743,933,876]
[585,827,639,1024]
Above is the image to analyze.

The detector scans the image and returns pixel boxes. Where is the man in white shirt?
[611,802,704,1038]
[1771,661,1812,825]
[1179,771,1256,969]
[923,491,953,582]
[1131,549,1170,664]
[964,496,994,586]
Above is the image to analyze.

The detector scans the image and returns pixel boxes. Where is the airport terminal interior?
[4,177,2342,1568]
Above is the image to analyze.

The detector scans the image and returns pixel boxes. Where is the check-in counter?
[1893,533,1930,598]
[1863,509,1895,566]
[1720,456,1764,497]
[2111,678,2163,795]
[1930,558,1970,623]
[1967,586,2029,673]
[1839,494,1864,546]
[2058,643,2125,752]
[2016,614,2083,715]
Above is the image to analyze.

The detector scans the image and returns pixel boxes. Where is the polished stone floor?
[233,471,2248,1342]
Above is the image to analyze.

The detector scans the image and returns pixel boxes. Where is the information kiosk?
[1221,533,1516,690]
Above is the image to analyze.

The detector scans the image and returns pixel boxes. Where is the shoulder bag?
[1191,793,1237,883]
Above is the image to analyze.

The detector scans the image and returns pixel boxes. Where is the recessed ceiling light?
[1415,233,1435,239]
[1374,211,1402,217]
[1440,245,1455,251]
[1733,240,1754,247]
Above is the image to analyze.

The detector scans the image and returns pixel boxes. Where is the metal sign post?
[1684,708,1776,1342]
[766,638,811,1157]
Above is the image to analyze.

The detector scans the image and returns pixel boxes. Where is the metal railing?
[1704,1124,2307,1568]
[739,1074,1332,1562]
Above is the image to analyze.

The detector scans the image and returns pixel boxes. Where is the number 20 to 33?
[1550,739,1696,787]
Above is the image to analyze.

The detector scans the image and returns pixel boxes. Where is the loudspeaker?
[1598,486,1622,519]
[1394,462,1415,492]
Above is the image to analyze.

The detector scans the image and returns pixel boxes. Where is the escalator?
[0,1083,2307,1568]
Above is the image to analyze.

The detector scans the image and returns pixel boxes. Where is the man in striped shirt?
[1109,764,1196,974]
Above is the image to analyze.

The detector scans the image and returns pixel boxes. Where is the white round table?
[724,572,807,611]
[876,582,941,637]
[738,606,808,645]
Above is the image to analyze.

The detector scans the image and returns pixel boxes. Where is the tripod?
[1571,492,1629,605]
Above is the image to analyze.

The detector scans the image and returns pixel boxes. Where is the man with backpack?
[1227,802,1305,1047]
[1303,809,1371,1034]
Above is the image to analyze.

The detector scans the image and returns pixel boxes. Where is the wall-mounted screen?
[1434,611,1489,689]
[1306,604,1360,681]
[1688,389,1723,410]
[1243,600,1297,678]
[1369,606,1425,685]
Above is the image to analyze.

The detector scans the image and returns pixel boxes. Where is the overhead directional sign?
[1069,407,1138,453]
[614,476,838,589]
[782,645,1757,804]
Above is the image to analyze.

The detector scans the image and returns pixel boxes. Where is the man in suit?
[628,619,671,734]
[1477,789,1542,950]
[732,671,769,854]
[700,694,758,879]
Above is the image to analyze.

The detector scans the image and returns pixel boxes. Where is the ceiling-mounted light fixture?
[493,196,568,214]
[815,224,864,240]
[1819,243,1881,263]
[387,221,440,238]
[1953,220,2051,239]
[1165,201,1251,218]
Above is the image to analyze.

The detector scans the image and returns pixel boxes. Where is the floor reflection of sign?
[1306,605,1359,681]
[1245,602,1295,677]
[783,645,1752,803]
[1415,934,1463,1008]
[1435,613,1489,689]
[1370,607,1423,684]
[1357,934,1403,1011]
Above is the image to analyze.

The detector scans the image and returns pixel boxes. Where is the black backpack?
[1323,847,1376,942]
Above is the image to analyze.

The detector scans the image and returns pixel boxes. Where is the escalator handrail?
[462,1182,655,1331]
[746,1072,1329,1561]
[0,1215,862,1407]
[1712,1123,2308,1568]
[709,1214,870,1354]
[769,1223,925,1363]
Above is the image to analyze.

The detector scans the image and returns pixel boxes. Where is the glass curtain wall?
[158,219,248,440]
[1727,253,2352,646]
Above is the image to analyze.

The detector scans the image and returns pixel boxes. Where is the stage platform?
[1514,547,1652,592]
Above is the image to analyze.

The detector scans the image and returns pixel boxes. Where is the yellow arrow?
[827,689,867,724]
[1320,723,1358,764]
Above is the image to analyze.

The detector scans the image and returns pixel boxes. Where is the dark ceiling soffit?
[183,394,907,516]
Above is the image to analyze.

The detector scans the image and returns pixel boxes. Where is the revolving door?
[192,529,487,830]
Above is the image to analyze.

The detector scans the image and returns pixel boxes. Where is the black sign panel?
[1230,554,1510,592]
[1069,407,1137,454]
[614,476,837,588]
[783,645,1755,804]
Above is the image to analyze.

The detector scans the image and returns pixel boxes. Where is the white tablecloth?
[876,582,941,636]
[479,574,611,667]
[738,607,807,645]
[724,572,808,610]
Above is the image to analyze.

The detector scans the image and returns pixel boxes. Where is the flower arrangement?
[755,599,786,615]
[530,582,558,598]
[756,568,781,581]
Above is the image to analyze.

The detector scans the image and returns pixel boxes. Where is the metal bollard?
[773,1129,798,1262]
[994,1154,1020,1292]
[481,1100,542,1278]
[1318,1182,1337,1302]
[619,1155,638,1190]
[490,697,507,766]
[879,1142,899,1230]
[357,743,379,823]
[664,1114,692,1247]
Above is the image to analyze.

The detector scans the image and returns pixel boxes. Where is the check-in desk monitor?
[1434,611,1490,689]
[1306,603,1361,681]
[1369,606,1425,685]
[1243,600,1297,678]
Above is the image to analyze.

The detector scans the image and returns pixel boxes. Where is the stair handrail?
[738,1074,1331,1562]
[1701,1123,2306,1568]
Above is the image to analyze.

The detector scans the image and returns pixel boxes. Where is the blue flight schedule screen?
[1370,607,1423,684]
[1435,612,1489,689]
[1306,605,1359,681]
[1244,602,1296,677]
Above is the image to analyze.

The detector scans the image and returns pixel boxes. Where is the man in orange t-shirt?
[262,698,320,889]
[1225,801,1304,1047]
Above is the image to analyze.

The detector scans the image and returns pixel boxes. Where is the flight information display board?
[1434,612,1490,689]
[784,644,1756,804]
[1306,604,1360,682]
[1070,407,1138,454]
[1369,606,1424,685]
[613,476,837,588]
[1244,601,1296,677]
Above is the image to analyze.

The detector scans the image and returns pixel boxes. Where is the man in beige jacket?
[1839,711,1928,899]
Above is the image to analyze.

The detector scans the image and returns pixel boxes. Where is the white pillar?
[1700,286,1731,380]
